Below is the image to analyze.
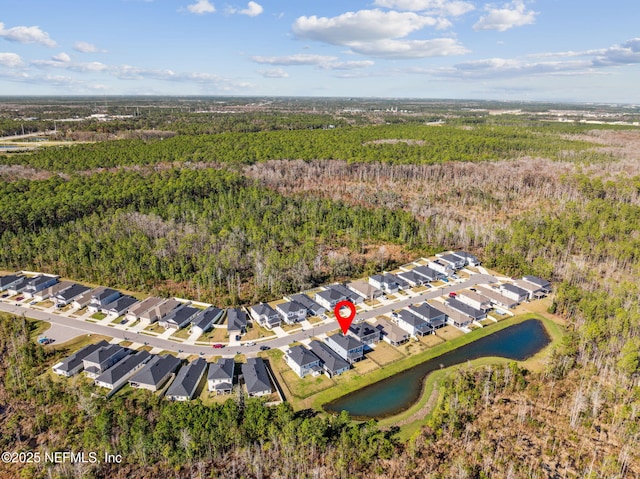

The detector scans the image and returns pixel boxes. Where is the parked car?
[448,292,457,298]
[1,293,8,298]
[120,319,128,324]
[30,300,37,305]
[245,341,256,347]
[469,288,477,292]
[235,335,241,341]
[212,343,224,349]
[15,296,24,301]
[259,345,271,351]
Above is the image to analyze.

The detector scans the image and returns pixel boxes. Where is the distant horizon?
[1,1,639,102]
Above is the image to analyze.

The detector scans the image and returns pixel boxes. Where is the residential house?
[437,253,466,270]
[103,295,139,318]
[500,283,529,303]
[368,274,399,294]
[190,307,224,336]
[71,289,94,309]
[54,284,90,307]
[475,285,518,309]
[346,280,383,300]
[387,273,410,290]
[207,358,235,394]
[35,280,73,302]
[284,345,321,378]
[82,344,130,378]
[333,284,364,304]
[408,302,447,329]
[0,274,23,292]
[434,302,474,329]
[412,265,443,282]
[23,275,58,299]
[325,333,365,364]
[7,276,29,295]
[159,305,200,329]
[128,354,181,392]
[288,293,326,317]
[522,275,552,294]
[452,251,480,267]
[457,290,492,311]
[348,321,380,346]
[396,270,425,287]
[139,298,183,325]
[227,308,247,336]
[87,287,121,313]
[308,340,350,377]
[315,287,345,311]
[165,358,207,401]
[250,303,281,329]
[427,259,454,277]
[444,297,487,322]
[396,309,433,336]
[52,340,109,377]
[242,357,272,397]
[372,318,409,346]
[276,300,307,325]
[125,296,165,322]
[94,350,151,391]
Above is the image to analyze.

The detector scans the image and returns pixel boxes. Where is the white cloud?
[252,53,338,66]
[187,0,215,15]
[239,1,264,17]
[291,9,463,59]
[293,9,446,45]
[52,52,71,63]
[258,68,288,78]
[0,52,23,68]
[373,0,475,17]
[349,38,468,58]
[0,22,57,47]
[592,38,640,67]
[473,1,537,32]
[252,53,374,70]
[73,41,102,53]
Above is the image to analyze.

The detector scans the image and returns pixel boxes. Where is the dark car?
[259,345,271,351]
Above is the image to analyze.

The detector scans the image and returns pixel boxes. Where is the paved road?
[0,273,496,357]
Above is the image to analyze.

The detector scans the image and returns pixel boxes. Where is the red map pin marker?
[334,300,356,335]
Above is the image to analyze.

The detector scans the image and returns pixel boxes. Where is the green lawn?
[90,312,106,320]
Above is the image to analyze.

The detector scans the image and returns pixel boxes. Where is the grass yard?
[435,325,465,341]
[37,300,54,308]
[307,316,324,325]
[90,312,106,320]
[280,369,335,398]
[419,333,446,347]
[243,322,276,341]
[366,341,406,366]
[280,322,303,333]
[198,326,228,343]
[170,327,192,340]
[144,322,166,334]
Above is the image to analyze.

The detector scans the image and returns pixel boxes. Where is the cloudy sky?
[0,0,639,102]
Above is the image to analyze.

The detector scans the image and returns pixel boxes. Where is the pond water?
[323,319,550,419]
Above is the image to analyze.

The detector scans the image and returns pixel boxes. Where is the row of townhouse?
[52,342,273,399]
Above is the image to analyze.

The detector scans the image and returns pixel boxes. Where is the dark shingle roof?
[84,344,127,366]
[501,283,529,296]
[104,295,139,313]
[242,357,271,395]
[0,274,22,288]
[289,294,325,314]
[227,308,247,331]
[397,309,428,328]
[287,345,320,368]
[54,340,108,373]
[309,340,349,373]
[409,303,444,321]
[445,298,485,319]
[129,355,181,387]
[327,332,364,352]
[56,283,90,301]
[277,300,306,315]
[165,358,207,399]
[95,350,151,385]
[251,302,278,318]
[208,358,234,382]
[192,307,223,331]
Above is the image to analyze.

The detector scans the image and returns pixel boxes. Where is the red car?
[212,343,224,349]
[448,292,457,298]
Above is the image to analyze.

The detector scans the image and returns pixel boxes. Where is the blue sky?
[0,0,639,102]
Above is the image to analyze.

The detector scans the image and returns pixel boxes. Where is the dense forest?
[1,100,639,478]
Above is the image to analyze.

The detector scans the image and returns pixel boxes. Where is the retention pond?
[324,319,550,419]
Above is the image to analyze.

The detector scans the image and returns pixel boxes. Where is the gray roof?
[501,283,529,296]
[348,322,379,339]
[104,295,139,313]
[412,266,440,280]
[208,358,235,382]
[440,253,463,265]
[523,275,551,289]
[55,340,108,373]
[398,309,430,328]
[445,298,485,319]
[309,340,350,373]
[251,302,278,318]
[289,294,325,314]
[397,270,423,285]
[8,277,29,291]
[192,307,223,331]
[95,350,151,385]
[242,357,271,395]
[316,287,345,303]
[162,305,200,327]
[386,273,409,289]
[277,300,306,315]
[129,355,181,387]
[128,296,165,317]
[409,303,445,321]
[165,358,207,399]
[26,275,57,289]
[84,344,128,367]
[91,287,120,302]
[56,283,90,302]
[454,251,479,263]
[327,332,364,352]
[287,345,320,368]
[227,308,247,331]
[0,274,22,289]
